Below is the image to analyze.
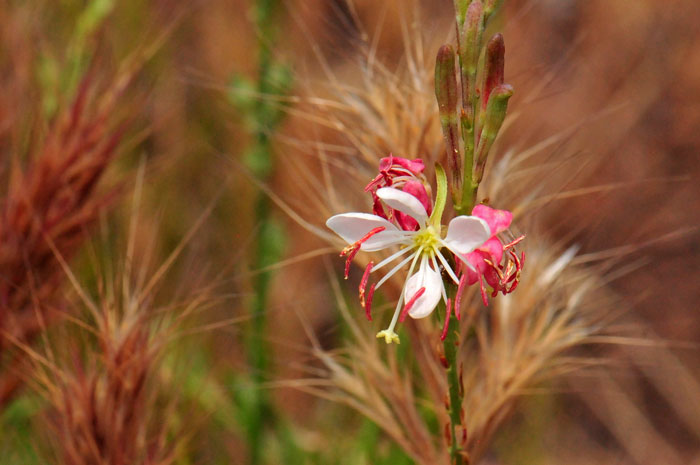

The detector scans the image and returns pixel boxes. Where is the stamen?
[455,273,467,321]
[374,250,418,290]
[364,284,376,321]
[504,260,515,279]
[503,235,525,250]
[340,226,386,278]
[441,239,477,272]
[373,246,413,272]
[440,298,452,341]
[364,174,383,192]
[430,255,448,305]
[391,167,416,177]
[399,287,426,322]
[434,247,459,284]
[478,274,489,307]
[483,257,505,282]
[378,247,423,343]
[359,261,374,308]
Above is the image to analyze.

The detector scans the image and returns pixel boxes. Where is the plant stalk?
[442,283,468,465]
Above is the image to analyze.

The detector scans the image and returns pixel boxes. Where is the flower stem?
[442,283,468,465]
[232,0,294,462]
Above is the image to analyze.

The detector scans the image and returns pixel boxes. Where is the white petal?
[443,216,491,254]
[376,187,428,224]
[326,213,403,251]
[404,259,443,319]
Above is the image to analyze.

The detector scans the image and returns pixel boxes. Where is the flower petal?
[326,213,403,251]
[379,156,425,174]
[443,216,491,254]
[472,205,512,236]
[481,236,504,263]
[377,187,428,224]
[463,249,489,284]
[402,180,433,216]
[404,259,443,319]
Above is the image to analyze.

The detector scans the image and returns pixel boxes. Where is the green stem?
[442,283,467,465]
[245,1,283,463]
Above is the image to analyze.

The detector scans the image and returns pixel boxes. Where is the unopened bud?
[459,1,484,109]
[435,45,462,202]
[474,84,513,184]
[454,0,470,29]
[437,342,449,368]
[482,34,505,112]
[483,0,500,21]
[444,422,452,446]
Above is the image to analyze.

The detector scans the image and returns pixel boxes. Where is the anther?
[478,274,489,306]
[358,261,374,306]
[340,227,385,278]
[364,284,375,321]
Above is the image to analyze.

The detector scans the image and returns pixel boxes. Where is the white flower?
[326,186,491,344]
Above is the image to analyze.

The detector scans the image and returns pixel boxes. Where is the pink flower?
[364,155,426,192]
[460,205,524,306]
[364,155,431,230]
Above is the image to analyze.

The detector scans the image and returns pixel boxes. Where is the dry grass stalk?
[0,56,140,408]
[48,310,171,465]
[34,175,217,465]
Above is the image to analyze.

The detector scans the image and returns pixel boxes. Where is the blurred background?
[1,0,699,463]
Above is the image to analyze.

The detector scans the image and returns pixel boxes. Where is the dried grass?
[0,66,139,407]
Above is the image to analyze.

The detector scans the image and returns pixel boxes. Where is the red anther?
[399,287,426,322]
[483,257,505,281]
[364,154,396,192]
[340,227,385,278]
[440,298,452,341]
[340,247,358,279]
[504,262,515,282]
[340,227,386,258]
[455,273,468,321]
[478,274,489,307]
[364,284,375,321]
[508,279,520,294]
[358,261,374,306]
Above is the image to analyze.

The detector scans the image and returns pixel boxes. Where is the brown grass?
[0,67,138,407]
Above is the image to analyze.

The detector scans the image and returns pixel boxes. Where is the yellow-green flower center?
[412,225,440,256]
